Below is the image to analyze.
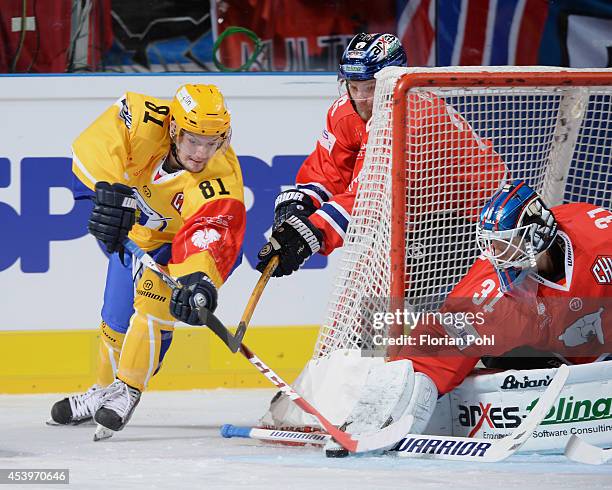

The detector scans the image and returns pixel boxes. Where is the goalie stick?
[222,364,570,461]
[564,434,612,465]
[393,364,569,462]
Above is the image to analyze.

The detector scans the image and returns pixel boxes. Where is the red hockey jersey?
[394,203,612,395]
[300,91,506,254]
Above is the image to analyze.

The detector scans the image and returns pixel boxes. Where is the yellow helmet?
[171,84,230,136]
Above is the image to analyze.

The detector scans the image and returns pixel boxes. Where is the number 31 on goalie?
[473,278,503,313]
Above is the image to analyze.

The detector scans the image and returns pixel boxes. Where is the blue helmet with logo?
[476,180,558,292]
[338,33,407,81]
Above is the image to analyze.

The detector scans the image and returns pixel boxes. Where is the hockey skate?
[47,384,106,426]
[93,379,141,441]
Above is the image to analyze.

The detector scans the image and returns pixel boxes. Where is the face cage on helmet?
[477,223,540,271]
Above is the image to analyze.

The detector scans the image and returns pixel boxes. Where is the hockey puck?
[325,448,349,458]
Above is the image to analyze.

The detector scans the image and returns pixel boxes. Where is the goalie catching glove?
[257,215,323,277]
[88,182,137,255]
[273,189,317,230]
[170,272,218,325]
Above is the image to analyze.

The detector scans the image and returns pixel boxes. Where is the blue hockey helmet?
[338,33,407,81]
[476,180,558,292]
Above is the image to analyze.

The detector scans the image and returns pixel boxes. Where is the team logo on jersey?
[317,129,336,155]
[591,255,612,285]
[568,297,583,312]
[171,192,184,213]
[191,228,221,250]
[558,308,605,347]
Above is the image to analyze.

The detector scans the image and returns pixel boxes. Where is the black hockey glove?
[257,215,323,277]
[170,272,218,325]
[88,182,137,255]
[273,189,317,230]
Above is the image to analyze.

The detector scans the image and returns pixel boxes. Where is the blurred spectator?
[0,0,112,73]
[213,0,396,71]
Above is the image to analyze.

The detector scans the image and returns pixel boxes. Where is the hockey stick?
[237,343,417,453]
[222,358,567,456]
[393,364,569,462]
[220,424,330,445]
[123,242,416,450]
[127,242,414,452]
[237,256,278,339]
[221,364,570,461]
[123,239,245,353]
[564,434,612,465]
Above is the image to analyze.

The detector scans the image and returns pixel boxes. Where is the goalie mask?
[476,180,558,293]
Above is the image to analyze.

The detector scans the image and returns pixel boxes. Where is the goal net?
[262,66,612,430]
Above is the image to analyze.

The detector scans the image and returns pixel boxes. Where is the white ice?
[1,389,610,489]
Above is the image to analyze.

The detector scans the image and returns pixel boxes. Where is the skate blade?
[46,418,95,427]
[93,424,114,441]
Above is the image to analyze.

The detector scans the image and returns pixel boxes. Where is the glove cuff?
[274,189,315,212]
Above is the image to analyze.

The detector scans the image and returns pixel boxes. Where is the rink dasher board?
[425,360,612,452]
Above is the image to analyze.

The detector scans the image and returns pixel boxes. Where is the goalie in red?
[393,179,612,393]
[326,180,612,455]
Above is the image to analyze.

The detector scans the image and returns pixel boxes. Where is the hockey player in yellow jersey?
[49,84,246,435]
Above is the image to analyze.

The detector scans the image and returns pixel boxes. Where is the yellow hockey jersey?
[72,92,246,287]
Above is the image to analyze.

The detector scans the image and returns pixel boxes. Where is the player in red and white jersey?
[392,180,612,395]
[256,33,505,275]
[255,33,406,274]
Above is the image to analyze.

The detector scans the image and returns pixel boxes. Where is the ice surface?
[0,389,610,489]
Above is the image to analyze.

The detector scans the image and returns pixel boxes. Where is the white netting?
[314,66,612,359]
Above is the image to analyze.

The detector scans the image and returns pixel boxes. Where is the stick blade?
[565,435,609,465]
[353,414,415,453]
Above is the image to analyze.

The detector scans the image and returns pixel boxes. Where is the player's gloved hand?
[170,272,218,325]
[88,182,137,255]
[257,215,323,277]
[273,189,317,230]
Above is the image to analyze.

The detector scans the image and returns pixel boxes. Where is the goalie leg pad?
[325,360,438,457]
